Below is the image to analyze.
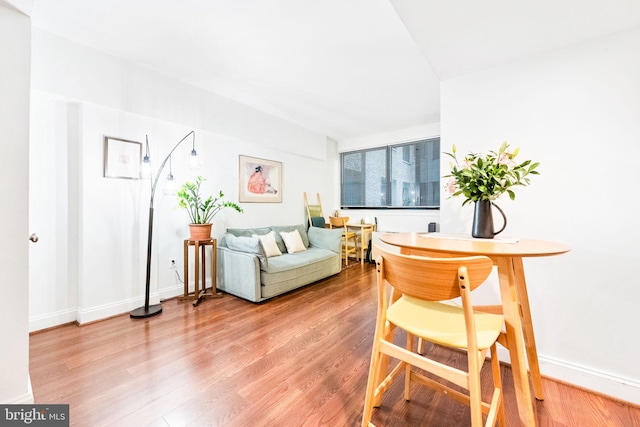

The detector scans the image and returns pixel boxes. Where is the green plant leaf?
[442,142,540,206]
[176,176,243,224]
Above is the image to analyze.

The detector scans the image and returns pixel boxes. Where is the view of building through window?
[341,137,440,209]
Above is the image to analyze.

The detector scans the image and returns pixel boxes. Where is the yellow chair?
[362,249,505,427]
[328,216,358,265]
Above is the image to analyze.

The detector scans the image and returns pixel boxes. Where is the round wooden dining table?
[379,232,570,426]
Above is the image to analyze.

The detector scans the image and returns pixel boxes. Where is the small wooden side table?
[179,238,221,307]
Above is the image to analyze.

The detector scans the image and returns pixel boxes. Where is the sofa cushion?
[279,229,307,254]
[223,233,268,270]
[262,247,337,274]
[252,231,282,257]
[261,256,340,299]
[270,224,309,252]
[226,226,272,238]
[308,226,342,253]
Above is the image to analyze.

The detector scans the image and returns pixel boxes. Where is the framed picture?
[104,136,142,179]
[239,155,282,203]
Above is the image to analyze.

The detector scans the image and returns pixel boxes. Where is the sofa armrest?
[308,226,342,253]
[216,246,262,302]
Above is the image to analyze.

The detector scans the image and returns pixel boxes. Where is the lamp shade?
[140,137,152,179]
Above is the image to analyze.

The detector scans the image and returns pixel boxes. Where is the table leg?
[513,257,544,400]
[212,239,220,296]
[180,239,220,305]
[496,257,537,426]
[183,240,189,298]
[194,240,200,304]
[198,242,206,304]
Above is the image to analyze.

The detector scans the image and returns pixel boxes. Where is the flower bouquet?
[444,141,540,205]
[443,142,540,238]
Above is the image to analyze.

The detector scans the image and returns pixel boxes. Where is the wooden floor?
[30,263,639,427]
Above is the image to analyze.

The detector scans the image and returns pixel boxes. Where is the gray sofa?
[216,224,343,302]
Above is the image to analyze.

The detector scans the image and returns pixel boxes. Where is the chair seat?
[387,295,504,350]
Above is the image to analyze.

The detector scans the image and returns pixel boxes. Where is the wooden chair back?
[328,216,349,231]
[377,249,493,302]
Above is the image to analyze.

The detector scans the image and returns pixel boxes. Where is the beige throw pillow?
[279,229,307,254]
[253,231,282,257]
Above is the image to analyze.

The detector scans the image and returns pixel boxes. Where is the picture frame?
[239,155,282,203]
[103,136,142,179]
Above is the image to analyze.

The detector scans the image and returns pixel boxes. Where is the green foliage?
[443,141,540,206]
[176,176,243,224]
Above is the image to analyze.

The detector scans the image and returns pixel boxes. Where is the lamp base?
[130,304,163,319]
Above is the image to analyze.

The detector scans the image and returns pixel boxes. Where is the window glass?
[341,148,386,207]
[341,137,440,209]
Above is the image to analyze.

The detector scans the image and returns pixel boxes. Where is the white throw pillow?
[252,231,282,257]
[279,229,307,254]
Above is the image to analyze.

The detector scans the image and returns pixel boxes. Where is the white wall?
[440,28,640,403]
[0,3,32,404]
[0,0,31,14]
[31,29,327,161]
[28,31,338,330]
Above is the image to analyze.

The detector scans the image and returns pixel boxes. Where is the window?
[340,137,440,209]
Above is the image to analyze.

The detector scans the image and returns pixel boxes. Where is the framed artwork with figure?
[239,155,282,203]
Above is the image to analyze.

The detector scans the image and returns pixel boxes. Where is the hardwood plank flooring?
[30,264,639,426]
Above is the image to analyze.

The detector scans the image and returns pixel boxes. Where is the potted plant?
[443,142,540,238]
[177,175,243,240]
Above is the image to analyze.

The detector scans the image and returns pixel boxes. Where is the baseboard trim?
[538,355,640,406]
[495,346,639,405]
[159,284,184,301]
[28,286,188,332]
[6,375,34,404]
[29,308,77,332]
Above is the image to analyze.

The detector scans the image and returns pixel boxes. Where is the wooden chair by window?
[362,249,505,427]
[304,192,326,228]
[328,216,358,265]
[352,217,377,264]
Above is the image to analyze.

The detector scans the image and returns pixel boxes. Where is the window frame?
[340,137,440,210]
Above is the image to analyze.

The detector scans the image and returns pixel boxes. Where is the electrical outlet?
[170,259,176,269]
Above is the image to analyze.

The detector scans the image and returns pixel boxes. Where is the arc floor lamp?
[130,131,199,319]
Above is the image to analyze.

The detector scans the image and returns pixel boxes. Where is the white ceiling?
[30,0,640,141]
